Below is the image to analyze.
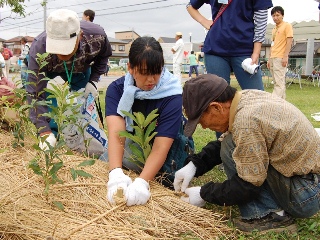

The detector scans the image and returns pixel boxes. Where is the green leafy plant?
[8,52,97,209]
[118,109,159,165]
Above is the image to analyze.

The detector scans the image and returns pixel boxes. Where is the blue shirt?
[106,76,182,139]
[190,0,273,56]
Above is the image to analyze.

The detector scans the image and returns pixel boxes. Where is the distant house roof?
[5,36,34,43]
[115,30,140,37]
[158,37,176,43]
[289,42,320,57]
[266,20,320,41]
[108,37,129,44]
[0,38,6,42]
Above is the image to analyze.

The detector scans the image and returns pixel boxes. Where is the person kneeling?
[174,74,320,233]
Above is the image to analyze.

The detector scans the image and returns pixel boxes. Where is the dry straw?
[0,132,235,239]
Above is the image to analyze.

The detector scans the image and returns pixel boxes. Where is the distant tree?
[0,0,27,17]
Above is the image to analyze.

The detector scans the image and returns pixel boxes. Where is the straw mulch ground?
[0,132,236,240]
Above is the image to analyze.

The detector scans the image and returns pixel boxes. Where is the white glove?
[241,58,259,75]
[173,161,196,192]
[181,186,206,207]
[125,178,151,206]
[84,81,98,98]
[39,133,57,151]
[107,168,132,205]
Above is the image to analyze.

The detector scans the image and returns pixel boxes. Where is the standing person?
[82,9,95,22]
[1,43,13,79]
[26,9,112,150]
[188,50,199,79]
[174,74,320,233]
[101,36,184,207]
[19,37,30,87]
[267,6,293,99]
[171,32,184,83]
[186,0,272,90]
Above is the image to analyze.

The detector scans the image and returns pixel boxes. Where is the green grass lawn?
[191,76,320,239]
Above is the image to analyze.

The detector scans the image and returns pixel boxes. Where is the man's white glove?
[39,133,57,151]
[84,81,98,98]
[173,161,196,192]
[181,186,206,207]
[107,168,132,205]
[125,178,151,206]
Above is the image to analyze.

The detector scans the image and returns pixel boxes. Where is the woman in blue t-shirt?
[186,0,273,90]
[101,36,184,206]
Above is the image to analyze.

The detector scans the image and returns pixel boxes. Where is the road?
[8,72,191,91]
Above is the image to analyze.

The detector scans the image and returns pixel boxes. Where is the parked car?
[119,58,129,70]
[109,61,118,69]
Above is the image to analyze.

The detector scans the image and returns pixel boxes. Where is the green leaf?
[120,110,138,123]
[143,145,152,160]
[49,162,63,175]
[131,126,144,140]
[134,112,145,127]
[75,170,93,178]
[78,160,96,167]
[143,109,159,127]
[145,120,157,140]
[28,159,43,176]
[145,132,158,145]
[70,168,77,181]
[129,144,145,164]
[119,131,143,145]
[53,201,65,211]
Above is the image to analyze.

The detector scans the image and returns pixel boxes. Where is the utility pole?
[43,1,47,31]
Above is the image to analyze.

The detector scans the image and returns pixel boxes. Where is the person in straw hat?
[171,32,184,83]
[26,9,112,150]
[174,74,320,233]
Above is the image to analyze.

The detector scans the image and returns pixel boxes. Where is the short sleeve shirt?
[270,22,293,58]
[190,0,273,56]
[105,76,183,139]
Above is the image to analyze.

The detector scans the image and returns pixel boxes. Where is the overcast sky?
[0,0,319,43]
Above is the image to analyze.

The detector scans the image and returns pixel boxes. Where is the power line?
[0,2,183,31]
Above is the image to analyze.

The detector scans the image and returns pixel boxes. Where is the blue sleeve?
[253,0,273,11]
[190,0,209,10]
[105,76,125,117]
[155,95,182,139]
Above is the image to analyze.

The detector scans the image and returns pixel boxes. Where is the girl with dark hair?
[101,36,185,207]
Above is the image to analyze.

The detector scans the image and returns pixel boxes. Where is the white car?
[119,58,129,70]
[109,61,118,69]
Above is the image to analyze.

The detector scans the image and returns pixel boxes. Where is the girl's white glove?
[125,178,151,206]
[107,168,132,204]
[39,133,57,151]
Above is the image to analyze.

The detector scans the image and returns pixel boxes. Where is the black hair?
[2,43,7,48]
[84,9,95,22]
[128,36,164,75]
[20,37,27,43]
[271,6,284,16]
[191,50,194,54]
[214,85,237,103]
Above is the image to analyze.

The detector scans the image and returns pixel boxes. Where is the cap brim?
[46,36,77,55]
[184,115,201,137]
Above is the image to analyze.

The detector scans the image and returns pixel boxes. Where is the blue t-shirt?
[105,76,182,139]
[190,0,273,56]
